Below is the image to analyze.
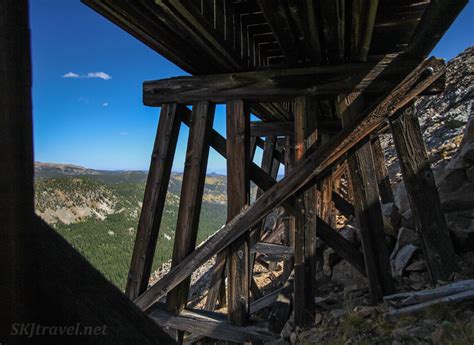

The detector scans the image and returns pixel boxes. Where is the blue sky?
[30,1,473,173]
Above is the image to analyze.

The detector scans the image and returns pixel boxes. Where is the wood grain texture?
[342,95,393,303]
[166,102,215,316]
[143,59,416,105]
[226,99,251,326]
[390,104,455,282]
[133,58,445,311]
[371,137,394,204]
[126,103,182,300]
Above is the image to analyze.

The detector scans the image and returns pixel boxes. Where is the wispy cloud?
[86,72,112,80]
[119,132,128,136]
[102,102,109,107]
[62,71,112,80]
[62,72,80,78]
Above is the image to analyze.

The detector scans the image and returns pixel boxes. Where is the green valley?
[34,162,227,290]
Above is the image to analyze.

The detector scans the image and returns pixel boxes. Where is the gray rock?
[445,210,474,252]
[391,244,418,277]
[331,260,367,289]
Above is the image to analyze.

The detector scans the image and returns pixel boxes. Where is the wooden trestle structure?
[83,1,467,343]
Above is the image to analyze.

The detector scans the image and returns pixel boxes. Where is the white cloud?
[62,71,112,80]
[119,132,128,136]
[62,72,80,78]
[102,102,109,107]
[86,72,112,80]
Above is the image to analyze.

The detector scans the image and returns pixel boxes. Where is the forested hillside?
[34,163,227,290]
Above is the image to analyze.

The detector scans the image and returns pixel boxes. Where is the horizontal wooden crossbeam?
[143,58,418,105]
[251,242,294,261]
[134,57,445,311]
[149,305,275,343]
[250,121,293,137]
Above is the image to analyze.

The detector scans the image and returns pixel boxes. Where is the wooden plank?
[126,103,182,300]
[133,58,445,311]
[180,106,284,195]
[319,0,345,64]
[332,191,355,218]
[252,243,294,261]
[204,251,227,311]
[149,306,275,343]
[256,0,300,65]
[166,102,215,317]
[319,175,336,228]
[389,104,455,282]
[342,96,394,303]
[250,121,293,137]
[282,135,296,284]
[249,286,288,314]
[249,136,278,281]
[406,0,468,59]
[317,218,366,277]
[226,99,251,326]
[384,280,474,308]
[387,290,474,319]
[351,0,379,61]
[143,59,417,105]
[293,95,319,327]
[371,137,394,204]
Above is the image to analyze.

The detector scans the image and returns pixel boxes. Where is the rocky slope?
[290,46,474,345]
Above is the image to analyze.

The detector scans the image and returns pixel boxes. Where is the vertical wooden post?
[282,135,296,284]
[249,136,277,279]
[371,137,394,204]
[166,102,215,317]
[341,96,393,303]
[226,99,251,326]
[390,104,455,282]
[126,103,182,300]
[293,96,318,327]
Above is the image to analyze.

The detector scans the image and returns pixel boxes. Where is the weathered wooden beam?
[319,0,345,64]
[251,242,294,260]
[341,96,394,304]
[166,102,215,319]
[317,218,366,277]
[149,306,276,344]
[250,121,293,137]
[282,136,296,283]
[249,136,279,279]
[180,106,283,195]
[143,59,416,105]
[293,95,318,327]
[126,103,182,300]
[351,0,379,61]
[256,0,300,65]
[226,99,251,326]
[371,137,394,204]
[389,103,455,282]
[406,0,468,59]
[332,191,355,218]
[133,58,445,311]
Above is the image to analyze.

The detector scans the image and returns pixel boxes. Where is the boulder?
[331,260,367,290]
[391,244,418,277]
[445,210,474,252]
